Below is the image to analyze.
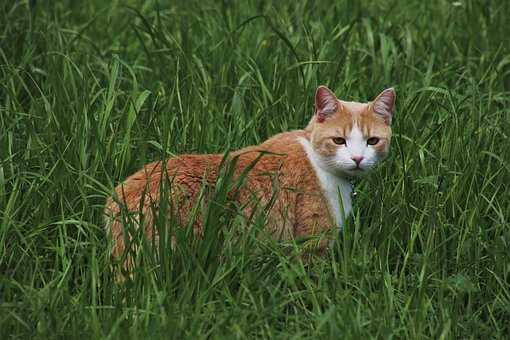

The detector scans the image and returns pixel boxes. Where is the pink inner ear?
[373,88,395,122]
[315,86,338,122]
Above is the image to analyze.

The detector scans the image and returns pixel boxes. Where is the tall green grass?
[1,0,509,338]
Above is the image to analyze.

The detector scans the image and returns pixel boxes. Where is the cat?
[104,85,395,268]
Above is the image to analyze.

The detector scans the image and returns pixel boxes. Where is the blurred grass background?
[1,0,509,338]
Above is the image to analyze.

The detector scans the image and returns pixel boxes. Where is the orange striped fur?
[104,86,395,269]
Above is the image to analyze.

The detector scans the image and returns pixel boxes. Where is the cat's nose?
[351,156,364,166]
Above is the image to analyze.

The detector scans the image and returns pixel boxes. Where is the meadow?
[1,0,510,338]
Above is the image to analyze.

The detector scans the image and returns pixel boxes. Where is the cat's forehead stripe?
[322,99,388,137]
[339,101,371,136]
[343,102,386,137]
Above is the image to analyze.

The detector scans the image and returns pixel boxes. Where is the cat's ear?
[315,85,339,122]
[372,88,396,124]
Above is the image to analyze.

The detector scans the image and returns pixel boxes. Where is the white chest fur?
[298,137,353,229]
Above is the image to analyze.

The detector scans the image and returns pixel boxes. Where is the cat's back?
[107,129,311,204]
[233,130,310,168]
[106,153,223,210]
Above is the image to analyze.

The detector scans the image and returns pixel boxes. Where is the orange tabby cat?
[105,86,395,265]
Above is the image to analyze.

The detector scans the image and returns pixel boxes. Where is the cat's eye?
[332,137,346,145]
[367,137,380,145]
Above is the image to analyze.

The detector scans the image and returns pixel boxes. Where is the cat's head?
[306,85,395,177]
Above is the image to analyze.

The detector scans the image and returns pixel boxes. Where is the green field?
[1,0,510,338]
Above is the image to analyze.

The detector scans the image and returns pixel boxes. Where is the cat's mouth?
[345,166,368,177]
[349,163,365,171]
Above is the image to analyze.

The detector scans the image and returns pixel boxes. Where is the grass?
[1,0,510,338]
